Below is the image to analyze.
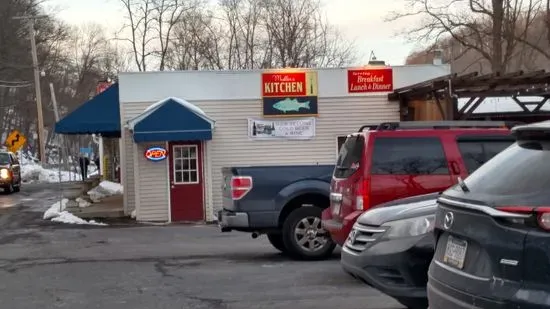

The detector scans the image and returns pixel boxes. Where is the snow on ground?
[43,198,107,226]
[21,162,80,183]
[87,180,123,202]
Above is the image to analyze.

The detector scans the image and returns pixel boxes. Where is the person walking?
[79,154,90,180]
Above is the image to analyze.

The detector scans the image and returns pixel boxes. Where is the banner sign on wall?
[248,117,315,140]
[261,70,318,117]
[347,68,393,93]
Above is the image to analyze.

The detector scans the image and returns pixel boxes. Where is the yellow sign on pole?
[4,130,27,153]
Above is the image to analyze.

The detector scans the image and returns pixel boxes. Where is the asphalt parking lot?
[0,213,404,309]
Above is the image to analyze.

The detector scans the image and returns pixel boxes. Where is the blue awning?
[54,83,121,137]
[127,97,215,143]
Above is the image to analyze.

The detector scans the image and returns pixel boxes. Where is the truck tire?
[282,206,336,260]
[266,233,286,253]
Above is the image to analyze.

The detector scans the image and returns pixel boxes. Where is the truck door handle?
[450,162,460,175]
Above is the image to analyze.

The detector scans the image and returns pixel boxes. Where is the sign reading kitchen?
[261,70,318,117]
[248,117,315,140]
[347,68,393,93]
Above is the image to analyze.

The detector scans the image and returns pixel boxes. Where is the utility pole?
[13,15,48,164]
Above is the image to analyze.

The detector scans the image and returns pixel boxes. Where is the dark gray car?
[341,193,439,309]
[428,120,550,309]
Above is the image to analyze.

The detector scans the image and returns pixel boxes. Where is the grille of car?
[344,223,387,253]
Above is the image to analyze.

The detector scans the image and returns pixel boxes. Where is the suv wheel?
[282,206,335,260]
[266,233,286,253]
[4,183,14,194]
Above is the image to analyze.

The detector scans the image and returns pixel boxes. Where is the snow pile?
[87,180,123,202]
[43,198,107,226]
[76,197,91,208]
[20,162,80,183]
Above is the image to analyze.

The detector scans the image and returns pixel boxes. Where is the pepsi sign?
[145,146,167,162]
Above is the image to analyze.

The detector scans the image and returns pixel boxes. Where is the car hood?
[357,193,439,226]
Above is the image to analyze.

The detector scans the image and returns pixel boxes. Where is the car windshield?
[0,153,9,165]
[459,141,550,195]
[334,135,364,178]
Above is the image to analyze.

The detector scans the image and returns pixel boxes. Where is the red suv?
[322,120,517,246]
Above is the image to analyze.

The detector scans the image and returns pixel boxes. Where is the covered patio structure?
[387,70,550,123]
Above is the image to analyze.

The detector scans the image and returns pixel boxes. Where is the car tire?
[282,206,336,261]
[398,298,428,309]
[4,183,14,194]
[266,233,287,253]
[13,184,20,192]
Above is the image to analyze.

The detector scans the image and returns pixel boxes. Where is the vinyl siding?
[121,96,398,222]
[135,142,170,221]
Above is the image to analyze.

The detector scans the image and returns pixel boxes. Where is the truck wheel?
[266,233,286,253]
[282,206,335,260]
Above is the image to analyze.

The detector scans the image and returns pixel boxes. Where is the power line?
[0,83,32,88]
[0,79,31,84]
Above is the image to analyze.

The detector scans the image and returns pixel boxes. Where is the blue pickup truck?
[218,164,336,260]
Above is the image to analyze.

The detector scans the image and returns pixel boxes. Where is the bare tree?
[262,0,356,68]
[118,0,156,71]
[389,0,543,73]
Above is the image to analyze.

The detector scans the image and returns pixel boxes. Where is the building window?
[172,145,199,184]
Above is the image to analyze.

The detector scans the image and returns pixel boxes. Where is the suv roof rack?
[357,124,382,132]
[358,121,522,132]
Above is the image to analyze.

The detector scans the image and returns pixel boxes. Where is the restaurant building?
[118,65,450,222]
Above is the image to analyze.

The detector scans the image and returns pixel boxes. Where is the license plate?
[332,203,341,216]
[443,236,468,269]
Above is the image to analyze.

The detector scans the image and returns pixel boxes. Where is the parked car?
[323,120,518,248]
[218,165,336,260]
[0,151,21,194]
[341,193,439,309]
[428,120,550,308]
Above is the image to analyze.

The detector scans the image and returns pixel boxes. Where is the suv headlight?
[382,215,435,239]
[0,169,9,179]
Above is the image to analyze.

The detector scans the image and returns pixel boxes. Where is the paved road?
[0,186,405,309]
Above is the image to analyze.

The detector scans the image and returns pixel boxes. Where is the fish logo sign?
[272,98,310,113]
[145,146,167,162]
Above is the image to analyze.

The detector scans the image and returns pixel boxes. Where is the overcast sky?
[45,0,420,66]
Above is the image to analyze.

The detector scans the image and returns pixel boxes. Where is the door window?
[172,145,199,184]
[457,138,514,174]
[370,137,449,175]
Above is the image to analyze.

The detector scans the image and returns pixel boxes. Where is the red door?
[168,141,205,222]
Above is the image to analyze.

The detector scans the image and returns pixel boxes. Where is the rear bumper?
[322,209,362,246]
[428,264,549,309]
[341,233,433,305]
[218,210,249,228]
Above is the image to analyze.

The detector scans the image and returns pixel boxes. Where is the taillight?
[496,206,550,230]
[354,178,370,210]
[231,176,253,200]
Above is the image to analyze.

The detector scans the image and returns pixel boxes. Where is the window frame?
[172,145,200,185]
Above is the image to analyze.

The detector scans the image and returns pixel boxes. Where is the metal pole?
[49,83,70,175]
[13,15,47,164]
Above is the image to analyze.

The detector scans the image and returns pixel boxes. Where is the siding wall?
[121,96,398,222]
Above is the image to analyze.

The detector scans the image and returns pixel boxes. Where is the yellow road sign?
[5,130,27,153]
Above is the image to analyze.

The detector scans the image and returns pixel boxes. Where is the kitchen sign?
[248,117,315,140]
[144,146,167,162]
[261,70,319,118]
[347,68,393,93]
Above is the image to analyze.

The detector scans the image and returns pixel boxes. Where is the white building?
[118,65,450,223]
